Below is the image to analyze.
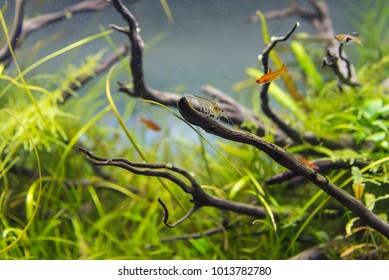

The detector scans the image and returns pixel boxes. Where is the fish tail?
[282,63,290,71]
[355,37,363,46]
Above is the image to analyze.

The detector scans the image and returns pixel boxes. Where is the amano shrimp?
[184,93,233,125]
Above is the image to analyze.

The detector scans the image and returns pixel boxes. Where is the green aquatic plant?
[350,0,389,67]
[290,41,324,92]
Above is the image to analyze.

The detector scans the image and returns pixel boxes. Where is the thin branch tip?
[78,146,88,154]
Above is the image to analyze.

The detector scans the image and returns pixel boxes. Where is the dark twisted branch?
[110,0,146,94]
[78,147,269,226]
[145,219,232,249]
[22,0,109,40]
[162,219,231,242]
[158,198,200,228]
[259,22,303,144]
[0,0,109,66]
[111,0,350,149]
[248,0,316,23]
[266,159,369,185]
[60,44,129,103]
[258,22,346,149]
[111,0,165,99]
[110,0,272,136]
[305,0,359,87]
[177,96,389,239]
[250,0,359,88]
[289,245,328,260]
[200,85,288,142]
[259,22,300,71]
[290,225,386,259]
[0,0,26,65]
[338,44,352,80]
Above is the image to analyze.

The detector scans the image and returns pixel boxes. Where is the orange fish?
[256,63,289,84]
[139,116,161,131]
[335,34,362,46]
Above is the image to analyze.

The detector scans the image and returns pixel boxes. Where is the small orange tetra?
[256,63,290,84]
[335,34,362,46]
[139,116,161,131]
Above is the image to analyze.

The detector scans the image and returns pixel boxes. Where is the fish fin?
[350,31,360,37]
[281,63,290,71]
[266,67,271,73]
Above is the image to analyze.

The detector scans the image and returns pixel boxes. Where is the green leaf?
[290,41,323,91]
[365,192,376,211]
[229,176,248,200]
[256,10,270,44]
[217,142,252,159]
[375,194,389,204]
[372,120,389,135]
[361,99,383,120]
[380,141,389,150]
[378,103,389,116]
[365,131,386,142]
[245,67,263,78]
[345,217,360,236]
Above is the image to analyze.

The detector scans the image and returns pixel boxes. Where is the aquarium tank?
[1,0,389,260]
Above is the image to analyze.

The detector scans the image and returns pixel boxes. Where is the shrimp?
[295,155,319,170]
[184,93,233,125]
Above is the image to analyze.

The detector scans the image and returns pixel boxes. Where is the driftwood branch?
[158,198,200,228]
[266,159,369,185]
[322,42,360,91]
[290,225,386,259]
[162,219,231,242]
[289,245,328,260]
[0,0,26,65]
[177,96,389,239]
[259,22,303,144]
[0,0,109,66]
[248,0,316,23]
[78,147,269,227]
[258,22,346,149]
[200,85,286,141]
[260,22,300,71]
[145,219,231,249]
[59,44,129,103]
[110,0,273,137]
[111,0,350,149]
[249,0,359,88]
[22,0,109,40]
